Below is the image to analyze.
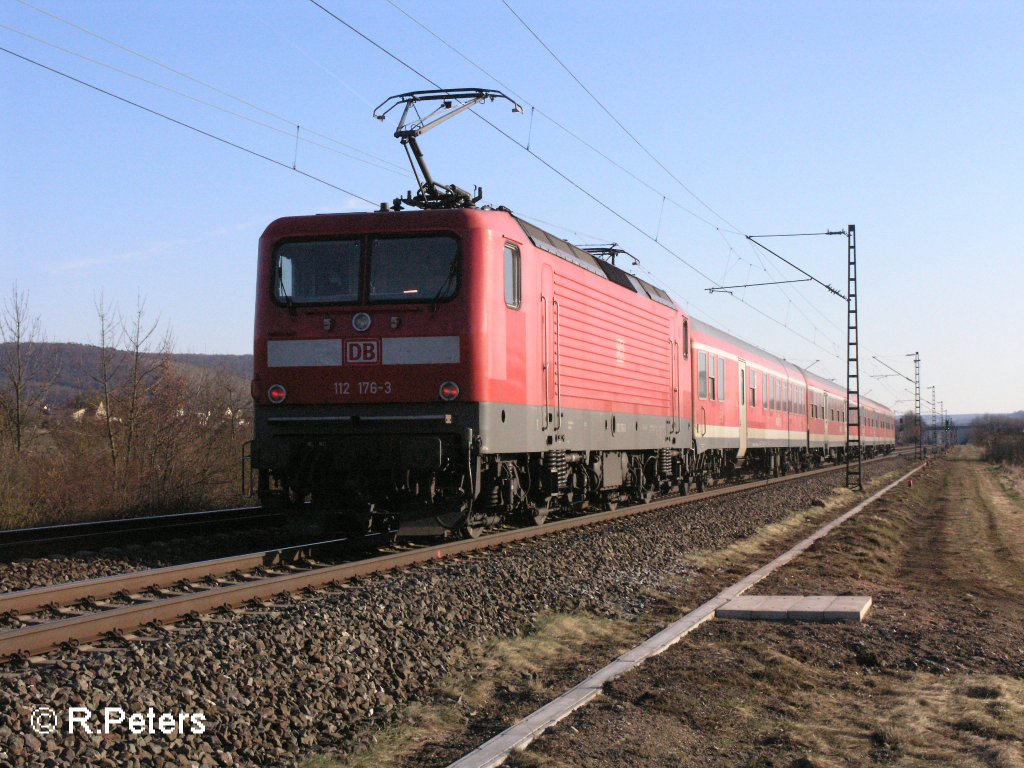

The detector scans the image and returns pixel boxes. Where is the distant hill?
[951,412,1024,426]
[0,342,252,410]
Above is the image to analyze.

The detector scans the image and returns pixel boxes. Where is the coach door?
[823,394,831,450]
[738,360,748,458]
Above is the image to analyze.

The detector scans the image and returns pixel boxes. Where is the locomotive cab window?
[369,235,459,303]
[504,242,521,309]
[274,239,360,305]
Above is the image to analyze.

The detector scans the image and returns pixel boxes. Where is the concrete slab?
[786,595,836,622]
[714,595,767,619]
[749,595,801,620]
[717,595,873,623]
[822,595,872,623]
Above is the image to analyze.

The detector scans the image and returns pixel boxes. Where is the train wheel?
[461,509,500,539]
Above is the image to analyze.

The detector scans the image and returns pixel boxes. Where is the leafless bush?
[970,415,1024,465]
[0,287,252,529]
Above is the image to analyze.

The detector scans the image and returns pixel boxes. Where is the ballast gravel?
[0,457,907,767]
[0,526,314,595]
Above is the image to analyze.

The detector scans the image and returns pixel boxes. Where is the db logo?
[346,339,380,365]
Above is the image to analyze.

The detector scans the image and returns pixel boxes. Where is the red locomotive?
[249,88,894,536]
[251,207,894,536]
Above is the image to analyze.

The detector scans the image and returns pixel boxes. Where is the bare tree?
[93,295,170,496]
[0,284,50,453]
[94,294,122,473]
[120,296,172,472]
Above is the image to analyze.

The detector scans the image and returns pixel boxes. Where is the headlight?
[352,312,372,332]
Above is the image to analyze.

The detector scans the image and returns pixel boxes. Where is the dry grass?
[780,673,1024,767]
[307,613,639,768]
[683,468,900,575]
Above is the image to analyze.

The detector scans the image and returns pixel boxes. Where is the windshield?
[274,239,360,305]
[369,235,459,303]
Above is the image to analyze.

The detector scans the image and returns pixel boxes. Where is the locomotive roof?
[513,215,675,309]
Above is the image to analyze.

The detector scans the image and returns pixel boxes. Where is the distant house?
[71,401,118,422]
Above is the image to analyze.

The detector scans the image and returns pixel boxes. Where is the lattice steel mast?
[846,225,862,490]
[743,227,861,490]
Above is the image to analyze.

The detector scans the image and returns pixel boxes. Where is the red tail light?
[439,381,459,401]
[268,384,287,404]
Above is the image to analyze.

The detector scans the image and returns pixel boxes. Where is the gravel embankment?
[0,457,908,767]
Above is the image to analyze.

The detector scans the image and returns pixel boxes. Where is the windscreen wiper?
[430,260,457,314]
[277,267,296,316]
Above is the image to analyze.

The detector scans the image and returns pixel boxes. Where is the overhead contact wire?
[0,46,377,206]
[13,0,407,173]
[500,0,743,235]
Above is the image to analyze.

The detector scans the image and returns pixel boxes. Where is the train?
[249,206,895,537]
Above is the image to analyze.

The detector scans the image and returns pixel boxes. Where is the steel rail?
[0,452,910,661]
[0,537,363,616]
[0,505,282,560]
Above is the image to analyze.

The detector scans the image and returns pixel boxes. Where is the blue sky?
[2,0,1021,414]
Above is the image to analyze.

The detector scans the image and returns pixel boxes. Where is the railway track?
[0,453,911,662]
[0,505,284,561]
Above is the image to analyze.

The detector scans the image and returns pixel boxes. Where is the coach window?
[708,355,718,400]
[750,370,757,407]
[683,320,689,358]
[504,243,521,309]
[740,368,745,406]
[718,357,726,401]
[698,351,708,399]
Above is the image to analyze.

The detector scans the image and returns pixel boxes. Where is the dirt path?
[508,449,1024,767]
